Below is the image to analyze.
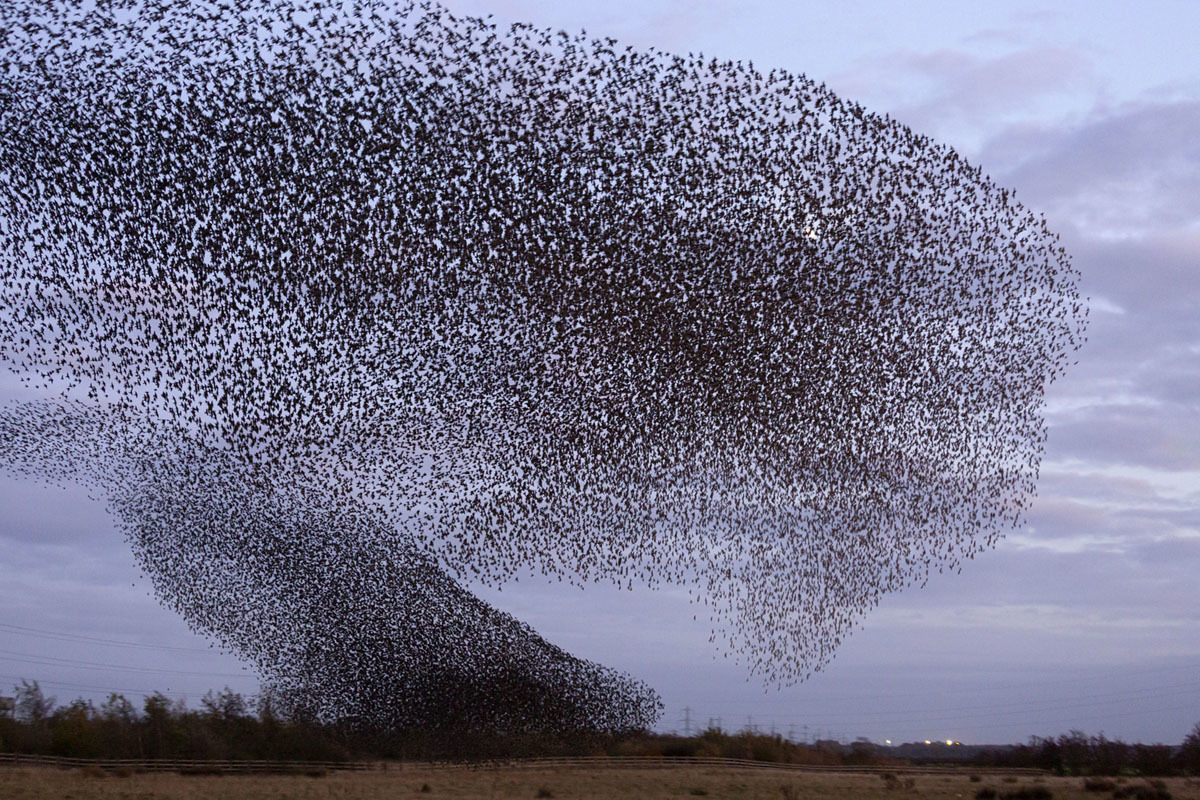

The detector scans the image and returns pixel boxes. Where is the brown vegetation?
[2,764,1200,800]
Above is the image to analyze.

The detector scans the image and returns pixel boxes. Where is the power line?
[885,700,1200,739]
[0,622,220,654]
[657,680,1200,740]
[0,673,195,701]
[745,680,1200,724]
[684,661,1200,707]
[663,679,1200,726]
[0,647,253,679]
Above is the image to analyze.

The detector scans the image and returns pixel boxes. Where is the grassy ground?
[2,765,1199,800]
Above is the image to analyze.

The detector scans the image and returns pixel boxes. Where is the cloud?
[1067,229,1200,314]
[1022,491,1199,551]
[0,478,114,547]
[1037,469,1164,505]
[1047,405,1200,472]
[1022,497,1112,540]
[829,43,1199,242]
[1029,220,1200,490]
[1131,534,1200,567]
[899,47,1094,119]
[829,45,1101,154]
[983,101,1200,237]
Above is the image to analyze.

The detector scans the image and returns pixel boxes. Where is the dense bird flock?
[0,0,1085,733]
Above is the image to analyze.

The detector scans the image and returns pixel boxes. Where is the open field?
[2,765,1200,800]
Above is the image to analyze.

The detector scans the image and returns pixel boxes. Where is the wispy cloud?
[829,44,1102,154]
[990,101,1200,236]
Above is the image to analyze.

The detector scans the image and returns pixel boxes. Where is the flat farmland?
[2,765,1199,800]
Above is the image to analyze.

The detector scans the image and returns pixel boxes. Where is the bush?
[1112,781,1171,800]
[975,790,997,800]
[999,787,1053,800]
[1179,723,1200,773]
[879,772,914,791]
[970,775,983,782]
[1082,777,1116,791]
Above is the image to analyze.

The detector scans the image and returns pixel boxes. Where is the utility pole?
[683,706,692,737]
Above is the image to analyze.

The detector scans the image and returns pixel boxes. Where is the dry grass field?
[2,765,1200,800]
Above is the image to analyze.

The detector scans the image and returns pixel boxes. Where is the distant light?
[925,740,931,745]
[885,740,891,745]
[946,740,953,746]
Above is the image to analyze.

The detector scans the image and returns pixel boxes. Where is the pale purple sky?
[1,0,1198,745]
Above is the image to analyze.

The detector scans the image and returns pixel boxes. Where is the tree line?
[1,680,353,762]
[0,679,637,761]
[968,728,1200,777]
[3,679,1199,773]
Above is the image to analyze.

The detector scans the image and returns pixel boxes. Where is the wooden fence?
[0,752,369,773]
[0,751,1050,776]
[463,757,1050,776]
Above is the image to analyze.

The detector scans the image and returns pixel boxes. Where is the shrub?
[1083,777,1116,791]
[879,772,914,791]
[999,787,1052,800]
[976,789,997,800]
[970,775,983,782]
[1112,782,1171,800]
[1179,722,1200,774]
[535,788,554,798]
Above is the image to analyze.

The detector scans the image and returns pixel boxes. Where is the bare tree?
[13,679,55,723]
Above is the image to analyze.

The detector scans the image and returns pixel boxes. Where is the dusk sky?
[2,0,1198,746]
